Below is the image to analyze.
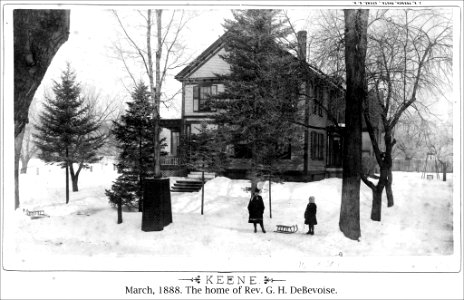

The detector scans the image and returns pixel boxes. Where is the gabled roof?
[175,34,226,81]
[176,31,345,92]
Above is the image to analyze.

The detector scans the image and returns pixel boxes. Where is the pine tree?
[34,64,104,203]
[105,82,166,223]
[212,10,302,194]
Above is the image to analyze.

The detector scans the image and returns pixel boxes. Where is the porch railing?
[160,156,181,166]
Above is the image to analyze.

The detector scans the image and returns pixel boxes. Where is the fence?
[391,159,453,173]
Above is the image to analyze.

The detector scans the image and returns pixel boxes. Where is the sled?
[274,224,298,234]
[23,209,50,219]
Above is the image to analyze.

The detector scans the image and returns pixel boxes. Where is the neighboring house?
[163,30,380,181]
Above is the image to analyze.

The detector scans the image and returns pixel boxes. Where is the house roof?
[175,32,345,92]
[175,34,226,81]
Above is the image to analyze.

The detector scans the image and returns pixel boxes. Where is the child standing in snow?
[304,196,317,235]
[248,189,266,233]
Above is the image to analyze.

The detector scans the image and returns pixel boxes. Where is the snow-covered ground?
[2,159,457,272]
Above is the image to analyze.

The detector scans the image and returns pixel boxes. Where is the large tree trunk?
[371,166,387,221]
[117,198,123,224]
[71,176,79,192]
[371,186,383,222]
[14,9,70,209]
[146,10,163,178]
[386,168,394,207]
[20,155,29,174]
[69,164,80,192]
[339,9,369,240]
[442,162,447,182]
[14,129,25,209]
[154,10,163,178]
[138,177,144,212]
[383,130,395,207]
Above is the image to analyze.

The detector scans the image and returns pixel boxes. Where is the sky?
[23,5,333,121]
[27,5,456,123]
[32,7,314,119]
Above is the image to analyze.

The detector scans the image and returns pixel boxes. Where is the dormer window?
[193,84,218,112]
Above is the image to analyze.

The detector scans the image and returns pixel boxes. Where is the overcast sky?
[32,8,314,119]
[22,5,455,123]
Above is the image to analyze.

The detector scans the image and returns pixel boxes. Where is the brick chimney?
[297,30,307,61]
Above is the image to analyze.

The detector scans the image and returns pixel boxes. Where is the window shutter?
[211,85,217,112]
[321,134,324,159]
[312,87,317,114]
[193,86,199,112]
[316,133,319,159]
[310,132,315,160]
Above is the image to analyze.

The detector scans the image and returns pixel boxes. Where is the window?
[327,133,342,167]
[310,131,325,160]
[313,85,324,117]
[193,84,218,112]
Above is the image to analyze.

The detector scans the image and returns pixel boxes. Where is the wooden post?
[201,169,205,215]
[268,174,272,219]
[65,148,69,204]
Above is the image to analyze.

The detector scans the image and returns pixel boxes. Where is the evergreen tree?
[106,82,166,223]
[34,64,104,203]
[212,10,302,194]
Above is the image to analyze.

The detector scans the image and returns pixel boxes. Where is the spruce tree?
[212,10,302,194]
[106,82,164,223]
[34,64,104,203]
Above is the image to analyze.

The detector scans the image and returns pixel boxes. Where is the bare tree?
[423,117,453,181]
[361,9,452,221]
[304,9,452,223]
[393,110,430,161]
[111,9,191,178]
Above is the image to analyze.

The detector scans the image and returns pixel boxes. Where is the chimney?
[297,30,307,61]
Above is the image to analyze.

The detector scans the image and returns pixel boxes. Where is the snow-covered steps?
[171,180,203,192]
[187,171,216,180]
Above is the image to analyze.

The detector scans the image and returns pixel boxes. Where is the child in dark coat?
[304,196,317,235]
[248,189,266,233]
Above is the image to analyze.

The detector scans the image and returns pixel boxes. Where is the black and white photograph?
[1,1,463,299]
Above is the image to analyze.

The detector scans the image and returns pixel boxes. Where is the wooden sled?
[23,209,50,219]
[274,224,298,234]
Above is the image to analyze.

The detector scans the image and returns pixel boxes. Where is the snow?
[2,159,457,272]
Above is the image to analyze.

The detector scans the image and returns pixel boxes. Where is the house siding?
[189,48,230,78]
[308,84,329,173]
[176,34,348,181]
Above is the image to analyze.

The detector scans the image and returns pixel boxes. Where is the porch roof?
[160,119,182,131]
